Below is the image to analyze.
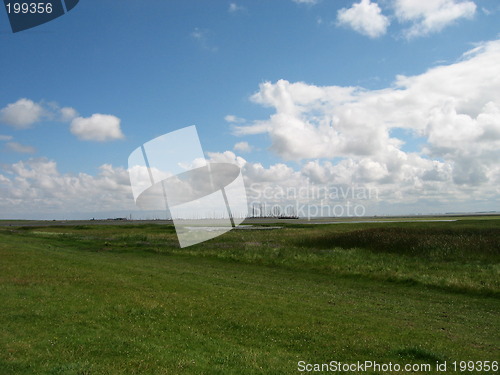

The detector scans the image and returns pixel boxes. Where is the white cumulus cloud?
[70,114,124,142]
[393,0,477,38]
[59,107,78,122]
[234,40,500,209]
[337,0,390,38]
[0,99,121,143]
[234,141,253,153]
[0,158,135,219]
[0,98,46,129]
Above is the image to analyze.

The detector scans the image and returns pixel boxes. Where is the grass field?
[0,218,499,374]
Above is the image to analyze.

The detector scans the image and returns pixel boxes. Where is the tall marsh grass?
[298,226,500,261]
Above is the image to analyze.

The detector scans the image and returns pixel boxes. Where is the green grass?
[0,219,499,374]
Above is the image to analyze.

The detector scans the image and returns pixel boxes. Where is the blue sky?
[1,0,499,219]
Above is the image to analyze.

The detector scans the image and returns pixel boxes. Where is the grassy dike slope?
[0,221,499,374]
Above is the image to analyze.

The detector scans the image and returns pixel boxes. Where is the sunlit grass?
[1,219,498,374]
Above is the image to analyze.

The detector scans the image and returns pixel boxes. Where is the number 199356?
[6,2,53,14]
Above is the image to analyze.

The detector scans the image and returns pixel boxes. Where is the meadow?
[0,217,498,374]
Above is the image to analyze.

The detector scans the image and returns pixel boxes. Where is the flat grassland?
[1,218,499,374]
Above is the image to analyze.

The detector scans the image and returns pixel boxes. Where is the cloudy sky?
[1,0,499,219]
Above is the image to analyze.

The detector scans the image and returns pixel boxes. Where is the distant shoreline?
[1,213,499,227]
